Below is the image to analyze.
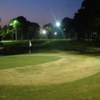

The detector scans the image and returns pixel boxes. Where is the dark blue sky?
[0,0,83,26]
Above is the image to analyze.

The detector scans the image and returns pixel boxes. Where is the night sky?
[0,0,83,26]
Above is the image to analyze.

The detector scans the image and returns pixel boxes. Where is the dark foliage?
[74,0,100,40]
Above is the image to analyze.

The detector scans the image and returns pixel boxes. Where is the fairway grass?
[0,53,100,100]
[1,73,100,100]
[0,54,60,69]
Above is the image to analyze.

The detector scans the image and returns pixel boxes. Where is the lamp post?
[10,20,19,40]
[13,20,19,40]
[55,21,64,38]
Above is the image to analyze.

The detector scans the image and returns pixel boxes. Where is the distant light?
[42,29,47,35]
[13,20,19,25]
[9,20,19,27]
[55,21,61,28]
[54,32,57,36]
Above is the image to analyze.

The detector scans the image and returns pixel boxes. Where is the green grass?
[0,71,100,100]
[0,40,100,100]
[0,54,60,69]
[0,53,100,100]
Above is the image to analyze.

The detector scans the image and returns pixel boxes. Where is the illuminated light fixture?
[9,20,19,28]
[13,20,19,27]
[55,21,61,28]
[42,29,47,35]
[54,32,57,36]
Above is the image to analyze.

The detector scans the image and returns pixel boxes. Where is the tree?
[0,25,2,41]
[43,23,54,39]
[74,0,100,40]
[9,16,28,40]
[9,16,40,40]
[74,8,88,40]
[62,17,75,39]
[27,21,40,39]
[0,25,13,40]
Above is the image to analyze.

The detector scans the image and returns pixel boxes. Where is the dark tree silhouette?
[14,16,27,40]
[27,21,40,39]
[43,23,54,39]
[74,0,100,40]
[0,25,2,41]
[1,25,12,40]
[62,17,75,39]
[9,16,40,40]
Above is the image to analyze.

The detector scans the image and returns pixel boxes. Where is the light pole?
[13,20,19,40]
[9,20,19,40]
[55,21,64,38]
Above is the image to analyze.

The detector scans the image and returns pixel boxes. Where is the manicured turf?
[0,53,100,100]
[0,39,100,100]
[1,73,100,100]
[0,54,60,69]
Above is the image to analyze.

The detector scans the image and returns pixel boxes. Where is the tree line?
[0,0,100,41]
[0,16,40,40]
[73,0,100,41]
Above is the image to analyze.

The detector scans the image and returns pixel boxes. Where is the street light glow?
[13,20,19,27]
[9,19,19,40]
[42,29,47,35]
[55,21,61,28]
[54,32,57,36]
[9,20,19,28]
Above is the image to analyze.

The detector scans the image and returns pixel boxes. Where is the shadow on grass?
[31,40,100,57]
[0,40,100,57]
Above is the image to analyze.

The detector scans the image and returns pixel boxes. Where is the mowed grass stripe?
[0,53,100,86]
[0,53,100,100]
[0,54,60,69]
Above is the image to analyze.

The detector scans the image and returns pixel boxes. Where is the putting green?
[0,54,60,69]
[0,53,100,86]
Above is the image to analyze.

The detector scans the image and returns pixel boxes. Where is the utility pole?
[15,28,17,40]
